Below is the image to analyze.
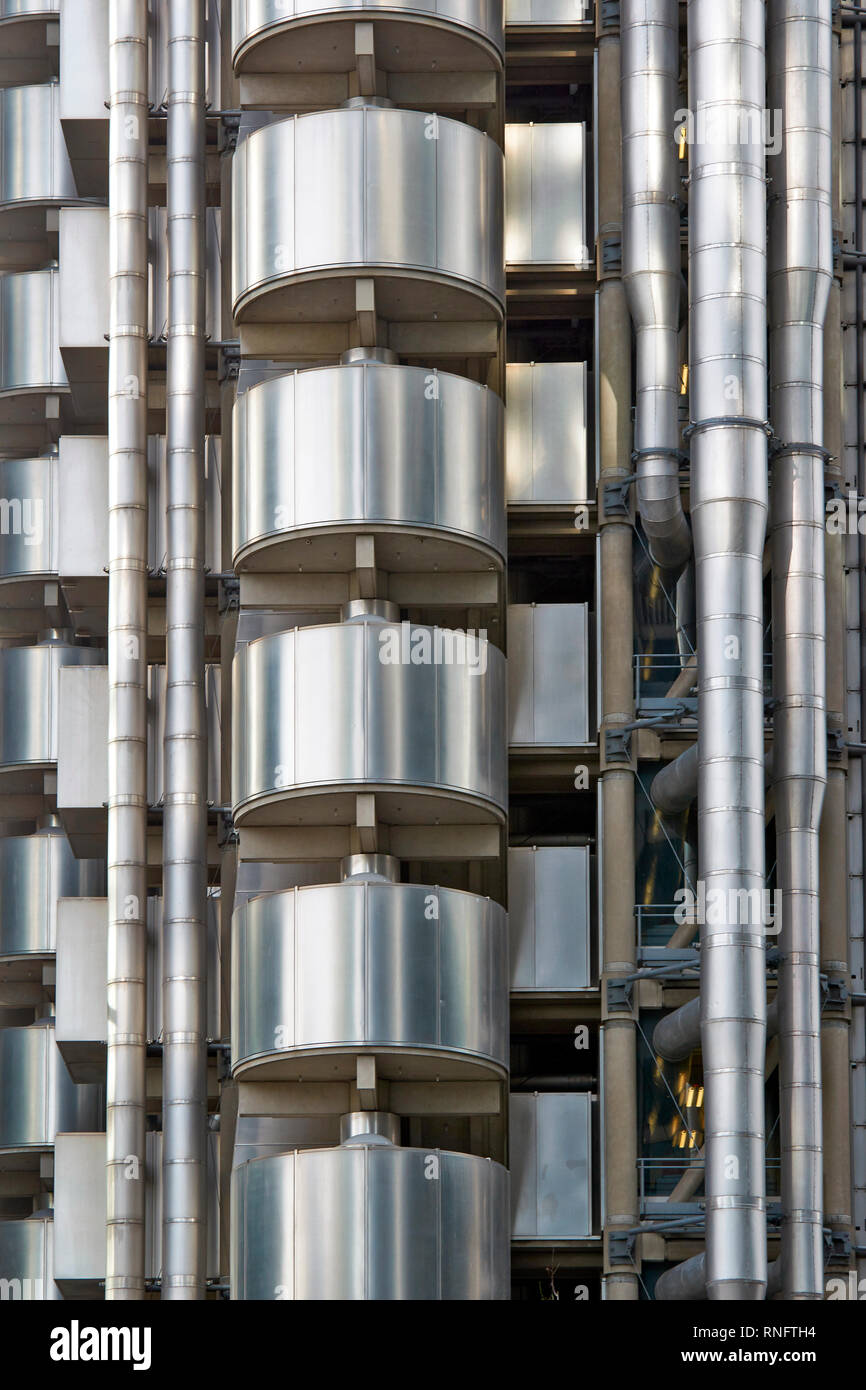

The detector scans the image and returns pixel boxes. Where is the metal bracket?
[600,234,622,275]
[604,727,632,764]
[217,809,238,849]
[600,0,621,31]
[825,476,843,502]
[220,112,242,153]
[821,975,848,1012]
[607,1230,636,1264]
[824,1229,851,1267]
[828,726,846,761]
[218,341,241,384]
[606,977,634,1014]
[218,575,240,615]
[602,476,633,518]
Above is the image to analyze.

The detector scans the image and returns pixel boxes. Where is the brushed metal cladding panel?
[233,364,505,565]
[505,362,589,503]
[0,454,56,579]
[0,1,59,13]
[0,1217,59,1300]
[53,1131,220,1285]
[505,123,587,266]
[0,83,78,210]
[0,642,104,769]
[0,828,103,960]
[231,1146,510,1299]
[0,1023,102,1152]
[232,0,504,67]
[507,846,590,990]
[232,620,507,816]
[510,1091,592,1238]
[231,882,508,1072]
[506,0,590,19]
[232,108,504,318]
[0,268,66,393]
[507,604,589,745]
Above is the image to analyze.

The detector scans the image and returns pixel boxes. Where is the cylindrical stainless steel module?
[0,453,56,586]
[0,1215,59,1301]
[0,267,67,408]
[0,83,92,268]
[231,0,504,75]
[231,1145,510,1300]
[0,1021,102,1155]
[232,616,507,826]
[231,881,509,1080]
[0,637,104,772]
[232,362,506,574]
[231,105,504,325]
[0,820,104,961]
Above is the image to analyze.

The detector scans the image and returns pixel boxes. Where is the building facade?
[0,0,861,1301]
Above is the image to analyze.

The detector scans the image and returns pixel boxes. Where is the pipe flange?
[683,416,773,440]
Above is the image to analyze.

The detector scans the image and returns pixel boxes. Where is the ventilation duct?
[621,0,691,577]
[767,0,832,1300]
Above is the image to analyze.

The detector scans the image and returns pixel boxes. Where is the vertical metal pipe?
[106,0,149,1301]
[853,13,866,1282]
[622,0,692,574]
[767,0,832,1299]
[689,0,769,1299]
[163,0,208,1300]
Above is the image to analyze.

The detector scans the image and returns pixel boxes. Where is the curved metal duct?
[650,743,699,817]
[106,0,149,1303]
[654,992,779,1063]
[621,0,691,576]
[687,0,769,1300]
[656,1248,785,1301]
[162,0,208,1302]
[767,0,832,1300]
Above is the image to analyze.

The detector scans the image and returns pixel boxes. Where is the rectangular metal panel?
[56,897,221,1050]
[59,0,108,126]
[508,846,591,989]
[59,206,108,349]
[54,899,106,1051]
[506,362,589,502]
[294,109,363,270]
[508,604,589,745]
[54,1130,220,1285]
[53,1132,106,1290]
[367,106,436,270]
[505,124,587,266]
[57,436,109,578]
[507,0,592,20]
[510,1092,592,1238]
[56,665,108,810]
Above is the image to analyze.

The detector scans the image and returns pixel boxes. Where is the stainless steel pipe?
[106,0,149,1302]
[622,0,691,575]
[767,0,832,1300]
[688,0,769,1299]
[162,0,209,1300]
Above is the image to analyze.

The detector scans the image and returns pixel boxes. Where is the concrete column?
[598,23,638,1300]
